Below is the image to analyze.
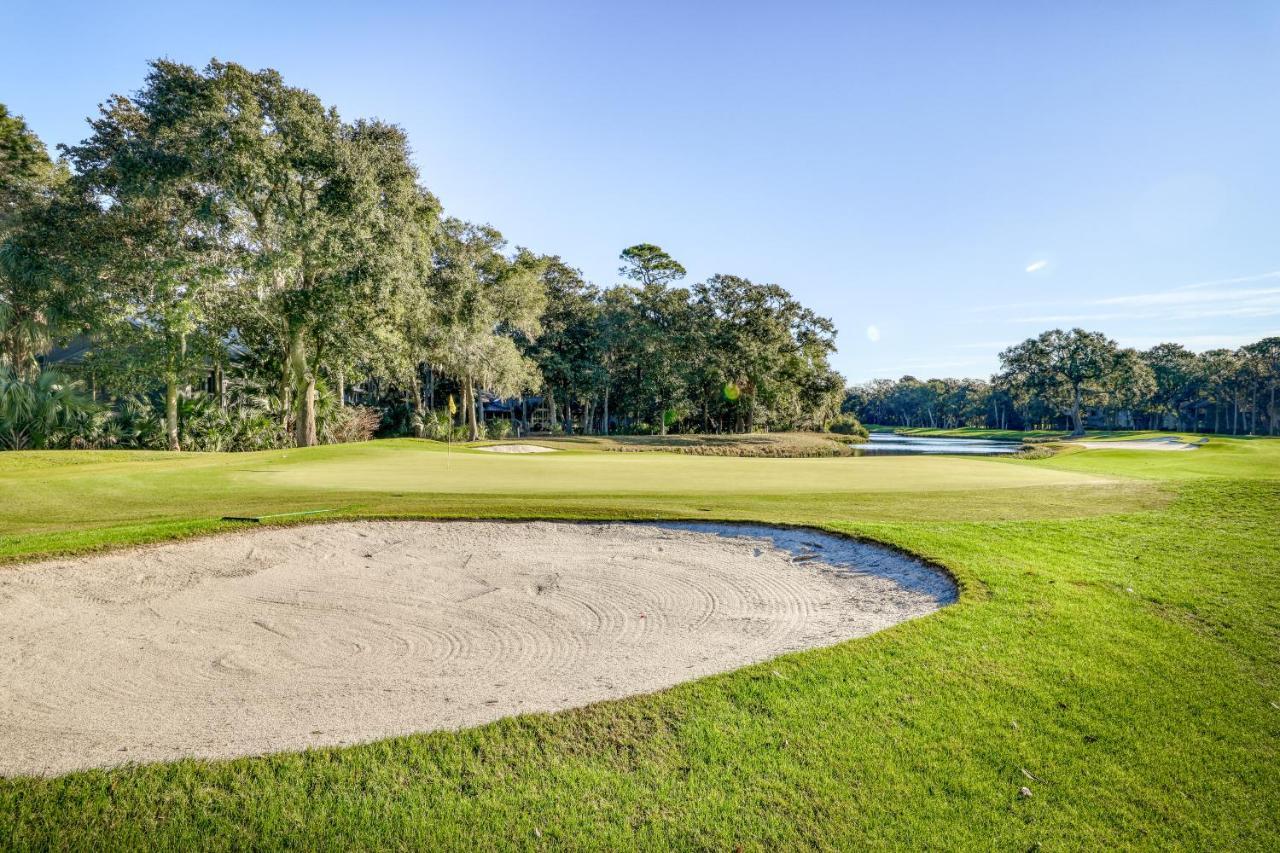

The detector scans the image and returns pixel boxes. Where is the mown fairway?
[1,437,1277,849]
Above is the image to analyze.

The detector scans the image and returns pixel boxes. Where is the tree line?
[845,327,1280,435]
[0,60,845,451]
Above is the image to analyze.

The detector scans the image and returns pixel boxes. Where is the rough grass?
[490,431,864,457]
[877,425,1263,444]
[0,435,1276,849]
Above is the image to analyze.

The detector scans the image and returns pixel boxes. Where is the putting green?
[0,439,1161,563]
[245,440,1116,494]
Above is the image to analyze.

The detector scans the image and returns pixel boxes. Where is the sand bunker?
[0,521,954,776]
[1074,437,1199,451]
[473,443,557,453]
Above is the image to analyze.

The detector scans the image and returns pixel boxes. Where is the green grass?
[1,436,1277,849]
[866,423,1064,441]
[870,422,1218,440]
[486,431,868,456]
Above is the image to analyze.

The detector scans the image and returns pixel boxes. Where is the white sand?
[1074,437,1199,451]
[473,444,557,453]
[0,521,954,777]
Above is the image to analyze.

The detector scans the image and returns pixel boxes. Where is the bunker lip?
[0,520,956,777]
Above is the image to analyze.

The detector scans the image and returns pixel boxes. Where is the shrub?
[322,405,381,445]
[109,397,166,449]
[171,394,290,452]
[487,419,513,439]
[414,410,453,440]
[827,413,869,439]
[0,366,98,450]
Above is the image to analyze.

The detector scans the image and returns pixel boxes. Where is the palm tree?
[0,365,96,449]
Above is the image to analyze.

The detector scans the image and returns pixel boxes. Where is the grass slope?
[482,431,868,456]
[0,437,1276,849]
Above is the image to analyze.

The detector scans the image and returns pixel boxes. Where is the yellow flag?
[447,394,457,417]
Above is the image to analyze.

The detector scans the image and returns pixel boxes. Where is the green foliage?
[427,221,546,440]
[998,328,1124,434]
[849,332,1280,436]
[3,72,851,454]
[0,104,61,207]
[106,397,166,449]
[413,409,453,440]
[174,395,285,452]
[485,418,513,439]
[0,366,96,449]
[0,103,76,379]
[826,413,868,438]
[617,243,686,287]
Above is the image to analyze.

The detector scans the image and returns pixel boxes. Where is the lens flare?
[722,382,740,402]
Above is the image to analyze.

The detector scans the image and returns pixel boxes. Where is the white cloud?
[1093,286,1280,308]
[1170,270,1280,292]
[995,269,1280,325]
[1025,260,1049,273]
[1117,330,1280,351]
[866,325,881,342]
[1010,290,1280,325]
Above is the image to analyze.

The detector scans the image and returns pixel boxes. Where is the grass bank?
[0,437,1276,848]
[478,431,867,457]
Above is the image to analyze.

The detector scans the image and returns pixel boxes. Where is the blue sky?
[4,1,1278,382]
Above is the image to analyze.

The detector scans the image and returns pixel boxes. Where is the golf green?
[0,435,1276,849]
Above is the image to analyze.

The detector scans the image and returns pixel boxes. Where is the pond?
[851,433,1022,456]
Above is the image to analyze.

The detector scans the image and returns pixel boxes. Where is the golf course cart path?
[0,521,954,777]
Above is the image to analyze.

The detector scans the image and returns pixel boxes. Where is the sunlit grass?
[0,436,1276,848]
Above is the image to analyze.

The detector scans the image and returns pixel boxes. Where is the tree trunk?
[409,375,422,417]
[546,386,558,432]
[1070,385,1085,435]
[280,362,292,430]
[165,372,181,452]
[288,324,317,447]
[164,330,185,452]
[1271,383,1276,436]
[336,370,345,408]
[466,379,480,441]
[602,386,610,436]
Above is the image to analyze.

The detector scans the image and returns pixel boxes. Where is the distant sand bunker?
[0,521,955,776]
[1074,437,1199,451]
[473,444,557,453]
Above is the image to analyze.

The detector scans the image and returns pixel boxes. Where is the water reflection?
[852,433,1021,456]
